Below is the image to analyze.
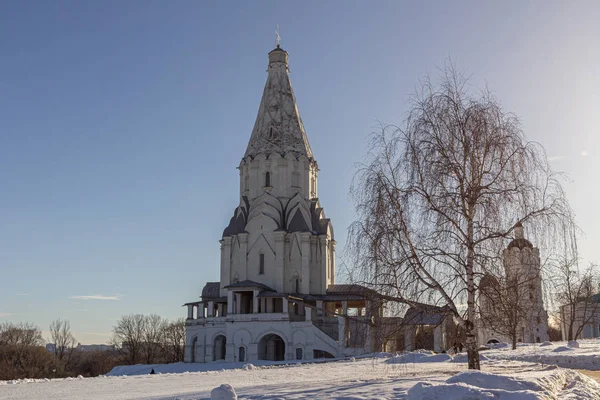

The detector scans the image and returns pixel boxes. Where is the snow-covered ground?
[484,339,600,370]
[1,354,600,399]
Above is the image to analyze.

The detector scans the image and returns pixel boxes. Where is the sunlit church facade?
[183,45,385,363]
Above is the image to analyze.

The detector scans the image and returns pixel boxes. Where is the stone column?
[282,298,289,313]
[338,316,346,348]
[239,233,248,281]
[198,302,204,318]
[220,238,232,297]
[227,291,234,314]
[433,325,444,352]
[226,343,235,363]
[320,236,328,291]
[253,290,259,313]
[404,327,415,351]
[208,301,214,317]
[305,306,312,321]
[274,231,285,293]
[316,300,324,316]
[187,304,194,320]
[330,241,336,285]
[235,293,242,314]
[301,233,311,293]
[342,301,348,316]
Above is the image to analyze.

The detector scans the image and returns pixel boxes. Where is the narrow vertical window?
[244,175,249,191]
[259,253,265,275]
[292,171,299,187]
[295,278,299,293]
[265,171,271,187]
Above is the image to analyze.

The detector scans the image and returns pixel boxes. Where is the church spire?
[244,45,313,159]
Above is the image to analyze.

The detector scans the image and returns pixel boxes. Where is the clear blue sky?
[1,1,598,344]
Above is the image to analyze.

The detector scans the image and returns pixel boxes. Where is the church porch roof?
[223,280,276,292]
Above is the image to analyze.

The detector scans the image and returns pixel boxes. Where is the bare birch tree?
[111,314,146,365]
[348,65,574,369]
[162,319,186,363]
[49,319,77,363]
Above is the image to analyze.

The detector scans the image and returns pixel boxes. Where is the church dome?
[507,237,533,250]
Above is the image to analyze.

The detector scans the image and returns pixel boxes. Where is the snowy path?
[2,358,599,399]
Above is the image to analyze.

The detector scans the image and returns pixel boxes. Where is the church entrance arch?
[258,333,285,361]
[213,335,227,361]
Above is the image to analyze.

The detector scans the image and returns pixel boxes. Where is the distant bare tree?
[553,259,599,341]
[49,319,77,363]
[111,314,171,365]
[162,319,186,363]
[348,64,575,369]
[0,322,52,380]
[142,314,166,364]
[0,322,44,347]
[111,314,146,365]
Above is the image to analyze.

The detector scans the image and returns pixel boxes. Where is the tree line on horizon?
[0,314,184,381]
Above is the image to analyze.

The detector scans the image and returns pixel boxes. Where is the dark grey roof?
[288,208,311,232]
[201,282,221,299]
[296,294,367,302]
[223,197,250,237]
[327,284,378,297]
[257,291,287,298]
[223,280,275,292]
[403,304,449,326]
[182,301,203,306]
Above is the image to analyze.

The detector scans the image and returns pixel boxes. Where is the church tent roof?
[244,45,313,159]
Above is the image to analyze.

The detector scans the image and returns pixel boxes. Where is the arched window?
[265,171,271,187]
[296,347,303,360]
[295,278,299,293]
[239,346,246,362]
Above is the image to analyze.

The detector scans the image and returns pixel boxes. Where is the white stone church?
[183,44,389,363]
[182,44,550,364]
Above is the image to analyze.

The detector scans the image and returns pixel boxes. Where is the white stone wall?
[185,318,340,363]
[239,154,317,203]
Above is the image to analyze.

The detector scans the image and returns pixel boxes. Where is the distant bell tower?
[502,222,549,343]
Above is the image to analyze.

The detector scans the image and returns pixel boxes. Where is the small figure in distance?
[150,368,155,375]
